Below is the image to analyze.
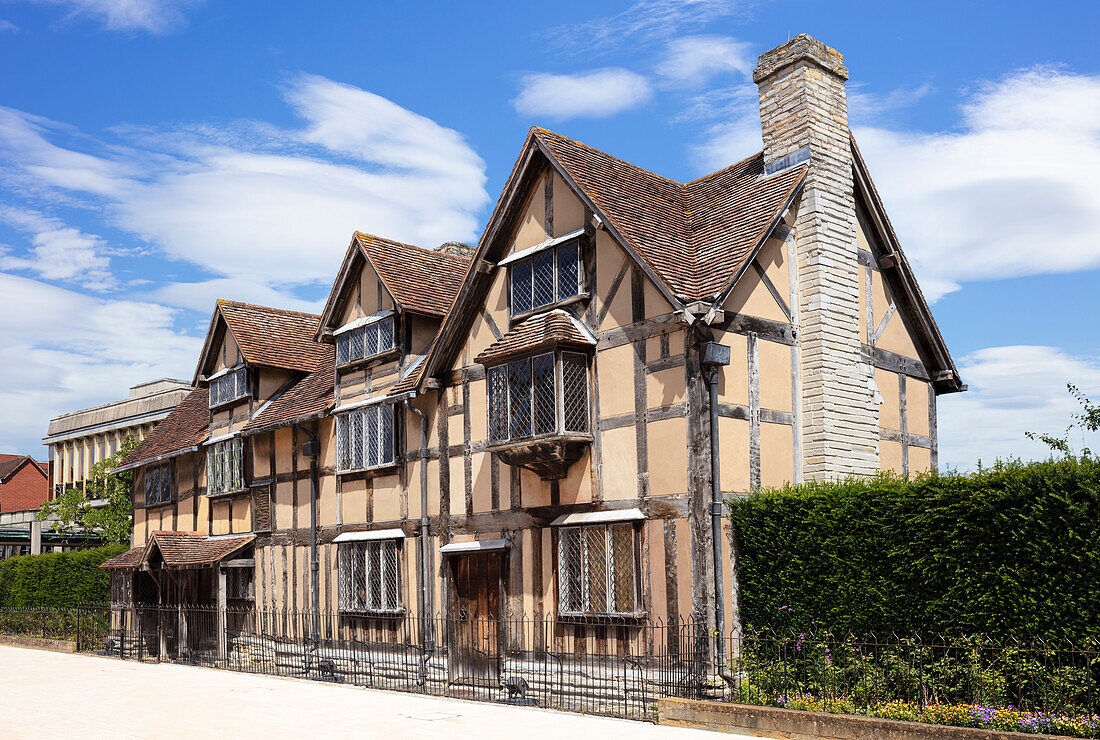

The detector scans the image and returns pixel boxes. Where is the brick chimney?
[753,35,879,479]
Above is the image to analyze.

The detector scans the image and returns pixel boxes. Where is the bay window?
[488,351,590,444]
[337,403,396,472]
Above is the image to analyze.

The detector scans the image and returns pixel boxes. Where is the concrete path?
[0,646,757,739]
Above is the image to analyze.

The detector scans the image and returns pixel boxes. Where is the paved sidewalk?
[0,646,754,739]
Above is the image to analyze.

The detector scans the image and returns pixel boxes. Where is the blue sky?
[1,0,1098,469]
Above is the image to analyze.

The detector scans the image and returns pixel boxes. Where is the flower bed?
[738,694,1100,738]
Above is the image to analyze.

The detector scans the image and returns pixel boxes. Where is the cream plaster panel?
[341,479,368,524]
[519,467,550,508]
[317,473,337,526]
[674,517,693,617]
[448,412,464,451]
[647,366,686,409]
[211,501,229,535]
[871,268,892,331]
[319,418,336,468]
[595,232,632,330]
[472,451,492,513]
[512,179,547,254]
[668,330,685,357]
[880,440,904,475]
[647,519,667,621]
[648,418,687,495]
[759,340,792,412]
[644,277,672,320]
[466,312,498,365]
[213,330,241,373]
[133,508,147,546]
[909,445,931,476]
[485,270,509,328]
[233,499,250,533]
[723,262,788,323]
[449,457,465,516]
[558,448,593,505]
[759,422,794,489]
[717,333,749,406]
[426,460,440,516]
[758,238,791,301]
[553,171,585,236]
[719,416,750,493]
[876,368,900,431]
[596,343,636,416]
[876,311,922,359]
[274,482,293,529]
[468,379,488,443]
[601,426,637,500]
[195,492,209,535]
[908,379,930,437]
[274,428,294,475]
[373,476,402,522]
[410,315,440,357]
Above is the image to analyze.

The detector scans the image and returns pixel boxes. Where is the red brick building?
[0,454,50,514]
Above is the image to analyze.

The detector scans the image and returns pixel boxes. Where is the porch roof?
[100,546,145,570]
[144,531,255,569]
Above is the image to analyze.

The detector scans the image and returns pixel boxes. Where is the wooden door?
[447,552,502,685]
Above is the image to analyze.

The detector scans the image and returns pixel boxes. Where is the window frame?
[335,402,398,474]
[206,437,245,496]
[336,315,397,368]
[208,365,250,409]
[508,239,585,319]
[144,461,175,508]
[337,538,404,616]
[556,522,642,618]
[486,350,591,447]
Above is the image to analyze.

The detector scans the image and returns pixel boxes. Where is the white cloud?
[938,345,1100,471]
[854,66,1100,300]
[657,35,752,87]
[846,81,935,125]
[0,207,117,290]
[0,273,199,455]
[513,69,653,120]
[150,278,323,316]
[0,18,19,32]
[13,0,200,34]
[549,0,755,51]
[0,76,489,287]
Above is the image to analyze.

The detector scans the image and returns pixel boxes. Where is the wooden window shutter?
[251,484,272,533]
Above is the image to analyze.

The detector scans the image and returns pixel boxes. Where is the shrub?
[0,545,125,607]
[727,458,1100,642]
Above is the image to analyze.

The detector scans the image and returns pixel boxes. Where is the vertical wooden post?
[157,569,168,658]
[217,566,227,660]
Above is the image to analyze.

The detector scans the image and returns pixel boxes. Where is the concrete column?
[30,521,42,555]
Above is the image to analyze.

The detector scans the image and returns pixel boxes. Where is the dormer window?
[336,314,396,366]
[209,366,249,408]
[506,235,582,317]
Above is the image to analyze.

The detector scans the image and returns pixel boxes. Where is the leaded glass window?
[557,523,639,616]
[509,241,583,316]
[338,539,402,613]
[336,316,396,366]
[209,366,249,408]
[206,437,244,495]
[336,403,396,472]
[487,351,590,443]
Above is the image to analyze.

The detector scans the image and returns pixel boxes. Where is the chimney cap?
[753,34,848,84]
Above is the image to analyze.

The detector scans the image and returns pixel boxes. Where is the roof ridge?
[355,231,473,264]
[684,149,765,186]
[218,299,321,320]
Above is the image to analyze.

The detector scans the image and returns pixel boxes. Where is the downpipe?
[297,423,322,653]
[404,399,433,686]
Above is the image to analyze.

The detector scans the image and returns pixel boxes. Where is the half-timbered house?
[103,35,962,686]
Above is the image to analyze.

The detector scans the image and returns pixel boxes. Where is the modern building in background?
[0,454,49,514]
[43,379,192,498]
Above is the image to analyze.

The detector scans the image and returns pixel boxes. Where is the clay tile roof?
[146,531,254,568]
[218,301,328,373]
[389,356,427,396]
[242,355,336,434]
[532,128,806,300]
[356,233,472,317]
[474,310,595,367]
[118,387,208,471]
[100,546,146,570]
[0,454,36,482]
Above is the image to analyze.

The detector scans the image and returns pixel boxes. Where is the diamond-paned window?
[336,316,396,366]
[144,462,174,507]
[336,403,396,472]
[509,241,583,316]
[487,351,590,444]
[557,523,640,616]
[209,366,249,408]
[206,437,244,495]
[338,539,402,613]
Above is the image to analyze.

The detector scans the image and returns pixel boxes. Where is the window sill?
[509,293,591,325]
[485,435,592,480]
[336,463,400,481]
[337,348,400,373]
[339,608,406,619]
[557,611,647,624]
[206,487,249,499]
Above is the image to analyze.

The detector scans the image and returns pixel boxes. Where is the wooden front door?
[447,552,503,686]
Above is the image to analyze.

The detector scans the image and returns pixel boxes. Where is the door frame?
[441,541,510,685]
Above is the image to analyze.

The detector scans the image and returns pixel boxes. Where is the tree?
[1025,383,1100,457]
[38,435,138,544]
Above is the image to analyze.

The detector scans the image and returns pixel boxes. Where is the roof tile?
[218,301,328,373]
[356,233,471,317]
[474,311,595,367]
[118,387,208,470]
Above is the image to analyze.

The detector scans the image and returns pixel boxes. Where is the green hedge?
[0,544,125,607]
[727,457,1100,642]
